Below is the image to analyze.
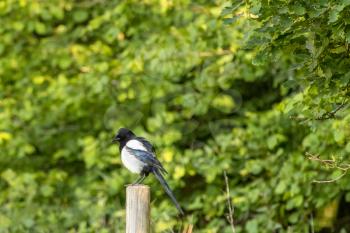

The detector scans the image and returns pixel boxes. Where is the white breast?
[126,139,147,151]
[121,139,147,174]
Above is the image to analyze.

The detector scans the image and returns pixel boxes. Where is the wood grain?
[126,185,150,233]
[182,224,194,233]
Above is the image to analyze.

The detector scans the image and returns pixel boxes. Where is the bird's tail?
[153,168,185,216]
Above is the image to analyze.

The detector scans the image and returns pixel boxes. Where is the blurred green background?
[1,0,350,232]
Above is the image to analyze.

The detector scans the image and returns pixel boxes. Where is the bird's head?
[112,128,135,144]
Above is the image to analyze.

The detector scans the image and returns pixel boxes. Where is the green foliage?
[224,0,350,231]
[0,0,350,232]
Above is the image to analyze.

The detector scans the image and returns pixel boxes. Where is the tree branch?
[306,152,350,183]
[224,171,236,233]
[290,99,348,122]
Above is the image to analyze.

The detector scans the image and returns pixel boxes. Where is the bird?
[112,128,185,216]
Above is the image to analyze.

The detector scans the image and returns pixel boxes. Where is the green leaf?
[345,192,350,202]
[290,4,305,15]
[283,80,298,89]
[41,185,54,197]
[230,0,244,12]
[73,10,88,23]
[275,181,287,194]
[221,7,233,17]
[328,2,350,23]
[35,22,46,34]
[246,219,258,233]
[212,94,235,113]
[0,214,11,228]
[223,15,241,24]
[345,30,350,43]
[334,130,345,144]
[252,49,270,66]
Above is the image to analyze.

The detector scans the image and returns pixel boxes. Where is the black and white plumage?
[112,128,184,216]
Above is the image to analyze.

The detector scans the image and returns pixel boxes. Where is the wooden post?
[126,185,150,233]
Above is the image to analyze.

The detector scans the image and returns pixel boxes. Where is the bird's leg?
[136,173,147,184]
[125,175,143,187]
[125,171,150,186]
[130,173,146,185]
[133,175,144,185]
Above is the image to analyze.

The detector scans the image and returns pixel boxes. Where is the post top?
[126,184,150,190]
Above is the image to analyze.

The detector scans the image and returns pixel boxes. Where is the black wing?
[136,137,156,153]
[126,146,167,174]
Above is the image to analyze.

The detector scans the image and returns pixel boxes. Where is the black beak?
[112,137,120,143]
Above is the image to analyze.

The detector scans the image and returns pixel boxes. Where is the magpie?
[112,128,185,216]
